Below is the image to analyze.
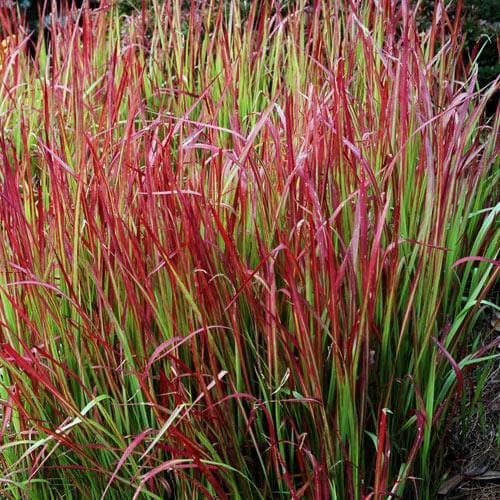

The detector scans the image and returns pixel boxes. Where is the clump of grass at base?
[0,0,498,498]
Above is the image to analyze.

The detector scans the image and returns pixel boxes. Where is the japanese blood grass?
[0,0,498,498]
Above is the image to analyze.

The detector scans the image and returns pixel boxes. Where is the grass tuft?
[0,1,498,498]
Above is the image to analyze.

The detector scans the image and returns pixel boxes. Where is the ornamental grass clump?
[0,0,498,498]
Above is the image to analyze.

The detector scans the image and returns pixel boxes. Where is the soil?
[438,304,500,499]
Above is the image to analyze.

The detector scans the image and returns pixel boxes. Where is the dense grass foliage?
[0,1,498,498]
